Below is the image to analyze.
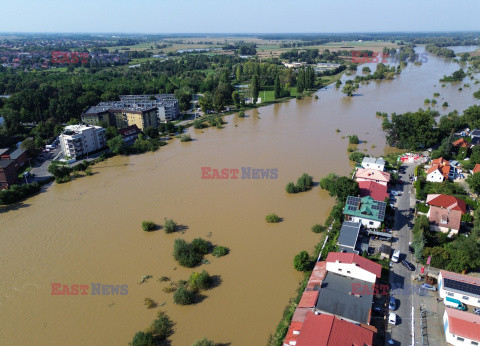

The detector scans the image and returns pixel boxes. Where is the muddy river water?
[1,46,479,345]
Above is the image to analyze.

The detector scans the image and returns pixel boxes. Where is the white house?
[325,252,382,284]
[443,308,480,346]
[361,157,385,171]
[439,270,480,308]
[426,167,446,182]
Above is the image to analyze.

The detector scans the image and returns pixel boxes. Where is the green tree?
[232,91,241,108]
[319,173,360,201]
[265,213,280,223]
[445,236,480,272]
[107,135,128,155]
[467,172,480,194]
[212,246,229,257]
[164,218,177,233]
[188,270,213,291]
[251,74,260,104]
[147,311,174,342]
[274,73,281,100]
[192,337,215,346]
[293,251,312,271]
[173,285,196,305]
[199,92,214,114]
[144,126,158,139]
[130,331,155,346]
[296,173,314,192]
[297,68,305,94]
[286,182,297,194]
[342,84,355,96]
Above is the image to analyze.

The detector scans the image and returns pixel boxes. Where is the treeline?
[425,43,456,58]
[279,48,345,64]
[382,105,480,150]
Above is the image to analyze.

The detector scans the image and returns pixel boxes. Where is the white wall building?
[426,168,446,182]
[325,252,381,284]
[443,308,480,346]
[60,125,106,159]
[361,157,385,171]
[439,270,480,308]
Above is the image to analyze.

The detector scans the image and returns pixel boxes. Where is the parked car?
[474,308,480,315]
[389,296,396,311]
[401,259,415,271]
[390,190,399,196]
[392,250,400,263]
[388,312,397,325]
[408,246,414,254]
[421,283,437,291]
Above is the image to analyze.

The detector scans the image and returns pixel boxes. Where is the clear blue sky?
[1,0,479,33]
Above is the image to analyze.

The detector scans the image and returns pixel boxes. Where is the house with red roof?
[426,194,466,234]
[325,252,382,284]
[453,138,471,149]
[472,163,480,175]
[287,311,374,346]
[354,168,390,187]
[444,308,480,346]
[118,124,141,142]
[358,180,389,202]
[426,157,456,182]
[439,270,480,308]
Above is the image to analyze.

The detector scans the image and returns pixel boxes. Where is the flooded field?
[1,46,479,345]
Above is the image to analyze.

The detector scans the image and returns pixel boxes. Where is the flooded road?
[1,46,479,345]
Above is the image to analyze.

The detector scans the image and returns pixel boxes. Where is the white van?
[388,312,397,325]
[392,250,400,263]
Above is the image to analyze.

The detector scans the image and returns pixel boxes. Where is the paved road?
[29,147,61,181]
[386,163,416,346]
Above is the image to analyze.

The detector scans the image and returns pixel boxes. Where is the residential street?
[385,163,416,346]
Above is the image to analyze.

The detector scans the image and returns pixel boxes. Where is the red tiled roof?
[358,181,389,202]
[428,206,462,231]
[446,308,480,341]
[284,321,304,346]
[307,261,327,290]
[118,124,141,136]
[473,164,480,174]
[432,157,449,166]
[298,291,319,308]
[441,270,480,287]
[453,138,471,148]
[292,307,310,323]
[295,311,374,346]
[355,168,390,183]
[326,252,382,278]
[426,194,467,214]
[427,164,451,179]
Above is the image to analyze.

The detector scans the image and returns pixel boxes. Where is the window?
[457,337,464,342]
[338,268,342,272]
[447,292,454,297]
[347,271,351,274]
[463,296,469,301]
[471,341,478,345]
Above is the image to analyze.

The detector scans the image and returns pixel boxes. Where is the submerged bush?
[173,285,196,305]
[265,213,280,223]
[142,221,157,232]
[212,246,229,257]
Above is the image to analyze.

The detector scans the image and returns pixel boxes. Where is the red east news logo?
[51,51,89,64]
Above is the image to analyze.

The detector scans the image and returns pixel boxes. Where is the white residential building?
[439,270,480,308]
[361,157,385,171]
[443,308,480,346]
[325,252,382,284]
[60,125,106,159]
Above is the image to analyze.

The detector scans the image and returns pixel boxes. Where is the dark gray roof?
[0,159,15,168]
[0,148,9,156]
[337,221,361,250]
[379,244,392,255]
[315,272,374,324]
[471,129,480,137]
[9,147,26,160]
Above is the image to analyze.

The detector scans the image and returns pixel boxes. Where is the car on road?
[421,283,437,291]
[390,190,399,196]
[392,250,400,263]
[388,312,397,325]
[389,296,396,311]
[408,246,414,254]
[474,308,480,315]
[401,259,415,271]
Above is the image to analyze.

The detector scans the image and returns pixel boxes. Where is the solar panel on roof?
[444,278,480,296]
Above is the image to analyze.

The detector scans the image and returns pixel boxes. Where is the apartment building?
[82,95,180,128]
[60,125,106,159]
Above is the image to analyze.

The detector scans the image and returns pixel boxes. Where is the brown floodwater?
[1,46,479,345]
